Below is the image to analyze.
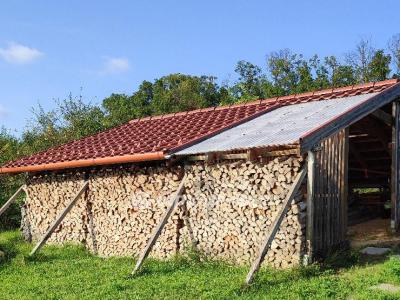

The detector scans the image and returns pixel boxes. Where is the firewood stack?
[179,156,306,268]
[23,155,306,268]
[25,173,87,244]
[86,165,183,258]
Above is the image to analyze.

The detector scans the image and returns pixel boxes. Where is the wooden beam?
[185,148,299,162]
[391,101,400,231]
[372,109,392,126]
[0,185,26,218]
[132,174,187,275]
[245,168,307,284]
[30,181,89,256]
[305,151,315,264]
[341,129,349,243]
[349,144,370,178]
[300,83,400,152]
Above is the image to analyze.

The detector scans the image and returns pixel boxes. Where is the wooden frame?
[0,185,26,218]
[245,168,307,284]
[132,174,187,275]
[30,181,89,256]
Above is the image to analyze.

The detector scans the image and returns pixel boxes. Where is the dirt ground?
[348,218,400,248]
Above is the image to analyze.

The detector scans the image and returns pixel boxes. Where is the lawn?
[1,230,400,299]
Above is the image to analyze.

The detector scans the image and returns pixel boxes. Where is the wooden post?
[132,174,187,275]
[30,181,89,256]
[245,168,307,285]
[391,101,400,231]
[305,150,315,264]
[341,129,349,240]
[0,185,26,218]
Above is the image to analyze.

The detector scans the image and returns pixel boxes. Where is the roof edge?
[299,81,400,152]
[0,152,165,175]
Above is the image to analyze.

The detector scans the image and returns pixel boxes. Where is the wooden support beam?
[132,174,187,275]
[30,181,89,256]
[372,109,392,126]
[245,168,307,285]
[186,148,299,162]
[391,101,400,231]
[305,151,315,264]
[349,144,370,178]
[0,185,26,218]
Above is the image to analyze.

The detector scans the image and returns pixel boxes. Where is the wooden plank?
[341,129,349,240]
[305,150,315,264]
[0,185,26,218]
[391,101,400,231]
[300,83,400,152]
[132,174,187,275]
[186,148,300,162]
[245,168,307,284]
[30,181,89,256]
[372,109,392,126]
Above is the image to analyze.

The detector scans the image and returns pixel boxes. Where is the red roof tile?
[1,79,399,173]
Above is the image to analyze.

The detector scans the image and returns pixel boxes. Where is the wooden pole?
[132,174,187,275]
[245,168,307,285]
[30,181,89,256]
[0,185,26,218]
[305,151,315,264]
[391,101,400,231]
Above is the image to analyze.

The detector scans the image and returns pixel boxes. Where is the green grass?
[1,231,400,300]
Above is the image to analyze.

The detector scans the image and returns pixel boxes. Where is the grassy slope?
[1,231,400,300]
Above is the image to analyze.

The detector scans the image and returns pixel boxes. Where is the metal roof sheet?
[174,93,378,155]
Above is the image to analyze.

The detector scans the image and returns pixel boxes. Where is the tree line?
[1,35,400,228]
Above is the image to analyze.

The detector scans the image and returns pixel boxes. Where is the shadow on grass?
[0,232,24,269]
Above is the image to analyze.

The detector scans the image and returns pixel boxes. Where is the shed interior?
[347,103,396,244]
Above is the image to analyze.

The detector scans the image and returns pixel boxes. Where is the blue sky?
[1,0,399,134]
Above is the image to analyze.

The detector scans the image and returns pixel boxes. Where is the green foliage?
[150,74,221,115]
[1,230,400,299]
[367,50,392,82]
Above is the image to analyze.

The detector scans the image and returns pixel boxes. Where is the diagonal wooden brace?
[245,168,307,284]
[132,174,187,275]
[30,181,89,256]
[0,185,27,218]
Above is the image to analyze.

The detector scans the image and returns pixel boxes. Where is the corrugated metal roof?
[174,93,378,155]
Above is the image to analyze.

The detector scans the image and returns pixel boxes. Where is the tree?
[150,74,221,115]
[388,33,400,77]
[233,60,265,100]
[367,50,391,82]
[325,56,357,87]
[267,49,300,95]
[346,38,375,83]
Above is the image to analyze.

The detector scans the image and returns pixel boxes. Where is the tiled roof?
[1,79,398,173]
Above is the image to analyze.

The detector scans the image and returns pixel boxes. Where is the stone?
[371,283,400,293]
[0,250,5,259]
[360,247,391,255]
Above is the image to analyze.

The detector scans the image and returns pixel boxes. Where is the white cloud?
[0,104,8,118]
[102,57,130,74]
[0,42,43,64]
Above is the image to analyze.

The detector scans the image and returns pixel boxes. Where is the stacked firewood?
[179,156,306,268]
[24,172,88,244]
[23,155,306,268]
[86,165,183,258]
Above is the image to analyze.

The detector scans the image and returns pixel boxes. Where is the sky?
[0,0,399,135]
